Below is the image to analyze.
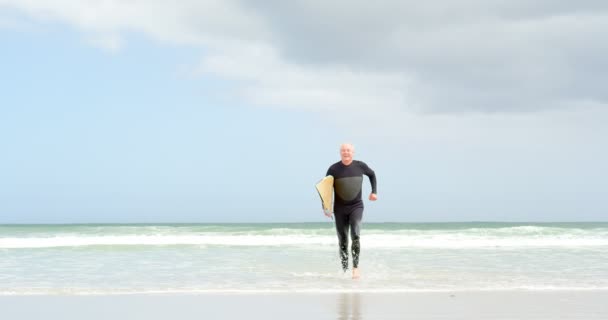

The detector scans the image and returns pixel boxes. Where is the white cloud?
[198,44,412,112]
[0,0,271,47]
[1,0,607,115]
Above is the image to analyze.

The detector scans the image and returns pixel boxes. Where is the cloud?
[243,1,608,113]
[198,43,412,112]
[0,0,270,46]
[1,0,607,114]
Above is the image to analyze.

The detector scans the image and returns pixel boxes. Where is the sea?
[1,222,607,295]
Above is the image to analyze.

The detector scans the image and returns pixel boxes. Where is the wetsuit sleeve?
[361,162,377,194]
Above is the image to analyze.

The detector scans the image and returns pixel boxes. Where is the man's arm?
[362,162,377,194]
[361,162,377,201]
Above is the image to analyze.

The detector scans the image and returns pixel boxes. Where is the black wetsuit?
[326,160,377,271]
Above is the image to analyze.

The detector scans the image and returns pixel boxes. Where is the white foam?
[1,233,607,249]
[0,235,332,248]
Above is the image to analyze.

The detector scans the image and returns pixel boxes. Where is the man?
[325,143,377,279]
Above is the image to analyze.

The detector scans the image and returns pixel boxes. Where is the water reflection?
[337,292,361,320]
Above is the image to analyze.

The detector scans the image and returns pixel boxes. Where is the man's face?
[340,144,354,163]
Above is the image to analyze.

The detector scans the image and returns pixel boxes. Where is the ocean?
[1,222,607,295]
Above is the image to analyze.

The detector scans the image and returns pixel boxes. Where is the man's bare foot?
[352,268,360,279]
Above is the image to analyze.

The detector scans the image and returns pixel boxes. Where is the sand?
[2,291,608,319]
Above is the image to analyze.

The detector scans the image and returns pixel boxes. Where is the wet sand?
[2,291,607,319]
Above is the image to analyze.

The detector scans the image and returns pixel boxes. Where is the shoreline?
[2,221,608,225]
[3,287,608,296]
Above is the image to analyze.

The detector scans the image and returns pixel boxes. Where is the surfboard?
[315,175,334,212]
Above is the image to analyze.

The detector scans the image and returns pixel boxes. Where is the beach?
[2,223,608,319]
[2,291,608,319]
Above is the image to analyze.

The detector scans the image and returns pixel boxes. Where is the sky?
[1,1,607,223]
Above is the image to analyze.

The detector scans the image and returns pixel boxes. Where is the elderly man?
[325,143,377,279]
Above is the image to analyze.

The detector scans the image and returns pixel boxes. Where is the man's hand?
[323,209,333,218]
[369,193,378,201]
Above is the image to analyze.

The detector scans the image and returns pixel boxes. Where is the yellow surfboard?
[315,175,334,212]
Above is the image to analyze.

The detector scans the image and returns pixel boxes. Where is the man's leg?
[334,210,350,271]
[349,207,363,278]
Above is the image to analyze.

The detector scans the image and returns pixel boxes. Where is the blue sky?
[1,2,607,223]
